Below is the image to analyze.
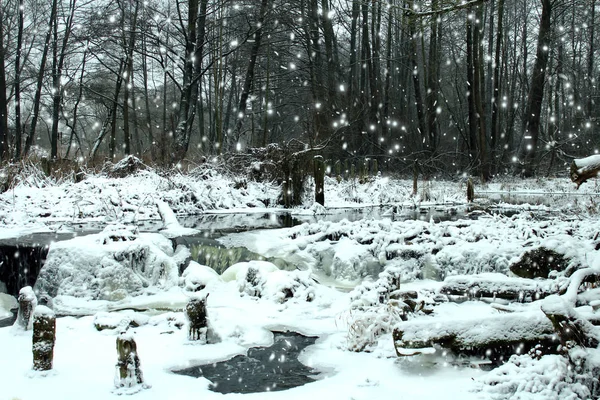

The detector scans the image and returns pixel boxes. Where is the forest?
[0,0,596,179]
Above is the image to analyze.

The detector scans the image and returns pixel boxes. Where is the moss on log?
[32,307,56,371]
[185,296,208,341]
[115,333,145,388]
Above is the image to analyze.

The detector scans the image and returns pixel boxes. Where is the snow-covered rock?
[221,260,279,282]
[35,224,185,301]
[181,261,221,292]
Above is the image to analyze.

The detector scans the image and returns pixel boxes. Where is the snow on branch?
[397,0,491,18]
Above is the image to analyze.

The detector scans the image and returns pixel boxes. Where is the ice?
[35,224,184,301]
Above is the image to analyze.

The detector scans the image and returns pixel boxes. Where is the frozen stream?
[174,331,319,393]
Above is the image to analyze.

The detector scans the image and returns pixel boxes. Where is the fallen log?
[541,295,600,349]
[571,155,600,189]
[439,273,566,302]
[393,310,558,361]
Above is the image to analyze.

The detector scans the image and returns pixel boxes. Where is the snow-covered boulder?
[35,224,186,301]
[261,270,315,303]
[181,261,221,292]
[221,260,279,282]
[223,260,315,302]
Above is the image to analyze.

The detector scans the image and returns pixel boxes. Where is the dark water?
[173,331,319,393]
[0,232,81,297]
[0,311,16,328]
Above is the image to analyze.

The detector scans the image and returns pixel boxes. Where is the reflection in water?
[173,331,319,394]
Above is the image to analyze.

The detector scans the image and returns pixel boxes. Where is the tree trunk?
[23,0,58,158]
[50,0,76,160]
[407,1,428,151]
[0,10,9,161]
[13,0,24,160]
[425,0,440,154]
[171,0,208,163]
[518,0,552,177]
[466,9,479,166]
[490,0,505,172]
[235,1,270,142]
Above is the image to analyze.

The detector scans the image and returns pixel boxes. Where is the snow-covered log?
[439,273,564,302]
[393,311,557,358]
[541,295,600,349]
[570,155,600,188]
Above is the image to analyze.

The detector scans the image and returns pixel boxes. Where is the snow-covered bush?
[225,260,315,303]
[344,266,410,351]
[343,301,405,352]
[475,353,592,399]
[35,224,186,300]
[349,265,402,308]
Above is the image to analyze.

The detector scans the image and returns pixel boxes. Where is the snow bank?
[35,224,186,300]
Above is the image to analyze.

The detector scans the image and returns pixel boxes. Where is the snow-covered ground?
[2,165,600,399]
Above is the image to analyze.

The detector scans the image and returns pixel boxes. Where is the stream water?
[0,201,562,299]
[173,331,319,393]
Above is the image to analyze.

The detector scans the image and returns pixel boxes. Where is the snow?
[0,276,486,400]
[574,154,600,171]
[182,261,222,292]
[4,169,600,398]
[34,224,185,301]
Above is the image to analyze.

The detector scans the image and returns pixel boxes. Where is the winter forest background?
[0,0,595,179]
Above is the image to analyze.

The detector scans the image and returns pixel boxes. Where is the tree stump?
[32,306,56,371]
[314,156,325,206]
[115,332,145,388]
[467,178,474,202]
[185,296,208,341]
[16,286,37,331]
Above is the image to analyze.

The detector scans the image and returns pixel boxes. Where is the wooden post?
[32,306,56,371]
[359,159,367,182]
[412,160,419,196]
[467,178,475,202]
[16,286,37,331]
[372,158,378,176]
[282,180,290,208]
[314,155,325,206]
[344,160,349,180]
[185,296,208,341]
[335,160,342,182]
[115,332,145,388]
[350,163,356,180]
